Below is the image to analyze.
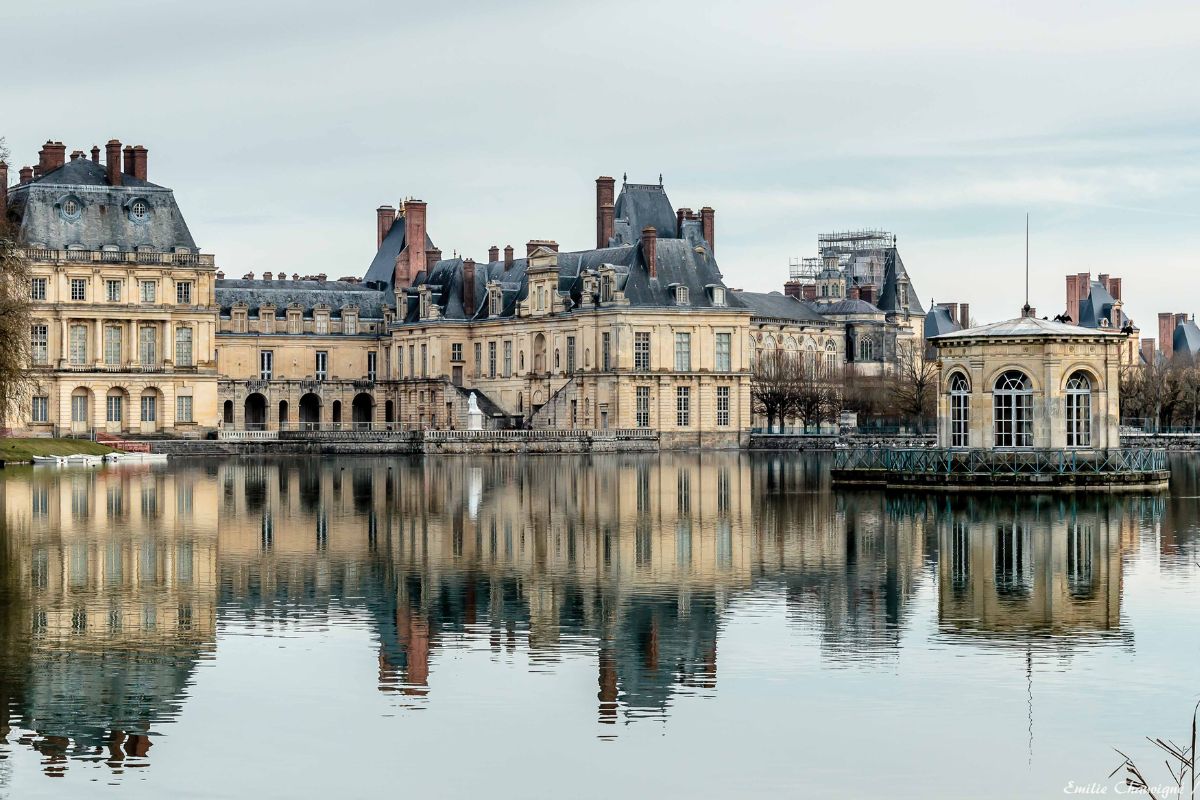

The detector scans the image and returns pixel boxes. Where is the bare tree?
[0,136,33,433]
[751,350,795,432]
[888,340,938,433]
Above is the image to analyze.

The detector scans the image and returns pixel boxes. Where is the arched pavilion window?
[993,370,1033,448]
[1065,371,1092,447]
[824,341,837,375]
[949,372,970,448]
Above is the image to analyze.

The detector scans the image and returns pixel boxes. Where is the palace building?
[4,138,931,444]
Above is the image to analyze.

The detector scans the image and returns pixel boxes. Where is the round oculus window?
[130,200,149,221]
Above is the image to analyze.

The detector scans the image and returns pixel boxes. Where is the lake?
[1,453,1197,799]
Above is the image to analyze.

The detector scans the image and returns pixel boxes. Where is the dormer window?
[60,196,82,222]
[490,288,503,317]
[676,286,689,305]
[711,286,725,306]
[419,289,431,320]
[129,199,149,222]
[344,313,357,335]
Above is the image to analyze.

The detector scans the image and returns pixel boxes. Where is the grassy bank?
[0,438,116,464]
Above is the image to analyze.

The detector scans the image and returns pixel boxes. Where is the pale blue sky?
[5,0,1200,325]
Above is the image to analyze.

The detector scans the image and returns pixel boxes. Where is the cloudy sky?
[6,0,1200,326]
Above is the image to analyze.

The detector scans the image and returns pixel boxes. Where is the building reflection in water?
[1,452,1185,777]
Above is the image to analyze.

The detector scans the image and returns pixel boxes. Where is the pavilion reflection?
[0,452,1174,776]
[0,464,217,778]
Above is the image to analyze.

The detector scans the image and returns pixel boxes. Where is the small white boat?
[31,455,67,466]
[103,452,169,464]
[63,454,103,466]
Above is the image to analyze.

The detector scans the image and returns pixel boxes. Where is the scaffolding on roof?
[788,256,824,282]
[818,229,895,256]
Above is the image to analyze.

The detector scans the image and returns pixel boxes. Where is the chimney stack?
[0,162,7,211]
[91,146,100,163]
[19,166,33,184]
[848,287,861,300]
[463,258,477,315]
[595,176,615,249]
[959,303,970,329]
[944,302,958,320]
[526,240,558,257]
[426,247,442,266]
[699,207,715,251]
[1109,277,1122,301]
[106,140,123,186]
[488,245,499,263]
[123,145,135,176]
[1158,313,1174,361]
[263,271,273,281]
[376,205,396,249]
[503,245,514,269]
[1141,338,1156,364]
[69,150,84,162]
[393,200,427,289]
[802,284,817,301]
[641,226,657,278]
[132,145,148,181]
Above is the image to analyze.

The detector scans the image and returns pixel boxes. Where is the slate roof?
[924,305,962,338]
[931,316,1124,340]
[814,298,884,316]
[216,279,391,318]
[1076,280,1126,329]
[1173,319,1200,361]
[876,248,925,314]
[6,157,198,252]
[362,214,436,292]
[733,291,830,324]
[611,182,677,244]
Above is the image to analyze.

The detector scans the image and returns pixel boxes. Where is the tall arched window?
[993,370,1033,448]
[950,372,970,448]
[804,342,817,374]
[857,336,873,362]
[824,341,837,375]
[1065,371,1092,447]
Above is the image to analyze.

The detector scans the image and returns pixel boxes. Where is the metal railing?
[833,447,1168,476]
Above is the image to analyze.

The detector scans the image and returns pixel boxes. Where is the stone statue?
[467,392,483,431]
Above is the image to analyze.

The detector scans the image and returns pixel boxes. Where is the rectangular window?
[676,386,691,427]
[32,396,48,423]
[636,386,650,428]
[566,336,576,374]
[69,324,88,365]
[503,340,512,377]
[140,280,157,304]
[70,278,87,301]
[140,395,157,422]
[259,350,274,380]
[674,332,691,372]
[175,327,193,367]
[31,324,48,364]
[716,385,730,426]
[715,332,731,372]
[602,332,611,371]
[107,394,123,423]
[634,332,651,371]
[104,325,123,366]
[176,396,193,423]
[30,277,47,301]
[488,341,497,378]
[421,343,428,377]
[408,345,415,378]
[106,279,122,303]
[315,315,328,335]
[71,394,89,422]
[176,281,193,305]
[344,315,357,335]
[451,343,463,362]
[367,351,377,381]
[474,343,482,376]
[139,326,157,365]
[315,351,328,380]
[288,314,301,334]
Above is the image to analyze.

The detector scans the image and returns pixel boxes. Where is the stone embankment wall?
[748,433,936,451]
[1120,433,1200,451]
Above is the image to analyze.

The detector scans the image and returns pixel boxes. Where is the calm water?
[1,453,1198,799]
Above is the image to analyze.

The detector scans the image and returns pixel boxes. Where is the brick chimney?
[106,140,123,186]
[783,280,801,299]
[0,162,7,211]
[676,207,695,237]
[1141,338,1156,364]
[393,200,427,289]
[1065,274,1078,318]
[19,166,33,184]
[91,146,100,163]
[69,150,84,162]
[132,145,148,181]
[123,145,135,176]
[802,284,817,301]
[488,245,499,263]
[463,258,477,315]
[526,239,558,256]
[426,247,442,266]
[376,205,396,249]
[959,303,970,329]
[1109,277,1122,301]
[596,176,615,249]
[1158,313,1174,361]
[503,245,514,269]
[263,271,273,281]
[699,207,715,251]
[641,226,657,278]
[944,302,958,320]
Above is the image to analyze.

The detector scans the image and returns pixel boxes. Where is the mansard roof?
[875,247,925,314]
[733,291,830,324]
[924,305,963,338]
[6,157,197,252]
[1076,279,1125,329]
[362,214,436,292]
[216,279,390,318]
[1173,319,1200,361]
[611,182,677,245]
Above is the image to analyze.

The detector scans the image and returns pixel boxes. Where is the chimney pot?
[216,270,225,279]
[595,176,616,248]
[293,273,300,281]
[19,166,33,184]
[641,226,658,278]
[91,146,100,163]
[394,200,427,290]
[488,245,499,263]
[263,271,273,281]
[106,140,123,186]
[463,258,477,315]
[317,273,327,282]
[503,245,514,269]
[376,205,397,250]
[244,272,255,280]
[959,303,970,329]
[123,145,135,176]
